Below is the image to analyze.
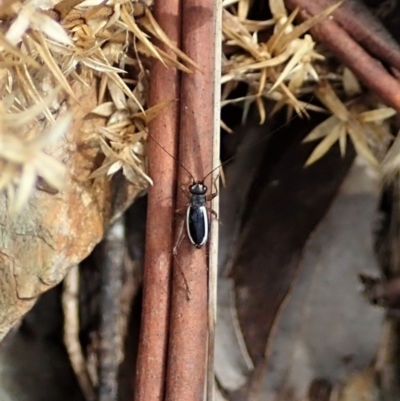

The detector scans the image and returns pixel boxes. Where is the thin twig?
[284,0,400,113]
[98,218,125,401]
[63,265,96,401]
[208,0,222,400]
[165,0,216,400]
[318,0,400,72]
[134,0,181,399]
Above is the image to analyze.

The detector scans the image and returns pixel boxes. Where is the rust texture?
[134,0,181,400]
[284,0,400,113]
[165,0,215,400]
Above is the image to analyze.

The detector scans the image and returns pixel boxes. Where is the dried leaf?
[34,13,73,46]
[91,102,115,117]
[357,108,396,123]
[342,67,362,97]
[347,122,379,167]
[303,115,340,142]
[108,79,127,110]
[4,8,30,45]
[108,160,123,176]
[132,100,175,124]
[305,122,342,166]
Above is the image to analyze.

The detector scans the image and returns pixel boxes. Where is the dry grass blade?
[358,108,396,123]
[256,95,266,124]
[132,100,175,123]
[303,114,340,142]
[141,8,199,71]
[88,96,160,186]
[304,81,394,167]
[315,81,351,121]
[15,64,56,123]
[305,122,342,166]
[268,8,299,54]
[269,0,288,18]
[2,90,60,127]
[223,10,260,59]
[120,5,164,65]
[231,53,290,74]
[238,0,250,20]
[338,124,347,156]
[343,67,362,97]
[346,122,380,167]
[221,0,332,124]
[269,34,315,93]
[0,32,40,67]
[135,41,193,73]
[107,73,145,113]
[382,132,400,177]
[30,31,76,99]
[278,1,343,50]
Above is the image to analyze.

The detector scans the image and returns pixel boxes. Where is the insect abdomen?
[187,205,208,248]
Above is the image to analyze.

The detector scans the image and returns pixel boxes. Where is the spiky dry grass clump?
[222,0,396,169]
[0,0,398,213]
[221,0,339,123]
[0,0,192,212]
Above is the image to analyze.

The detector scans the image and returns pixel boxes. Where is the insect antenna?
[146,130,196,182]
[202,98,314,182]
[146,97,314,184]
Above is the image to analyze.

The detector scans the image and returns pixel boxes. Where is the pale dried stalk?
[62,265,96,401]
[208,0,222,399]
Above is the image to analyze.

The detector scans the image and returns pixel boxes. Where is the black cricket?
[185,181,217,248]
[147,134,218,250]
[148,100,311,249]
[187,182,209,248]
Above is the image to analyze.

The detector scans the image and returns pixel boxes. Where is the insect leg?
[206,174,219,201]
[172,255,192,300]
[173,218,185,255]
[173,214,192,300]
